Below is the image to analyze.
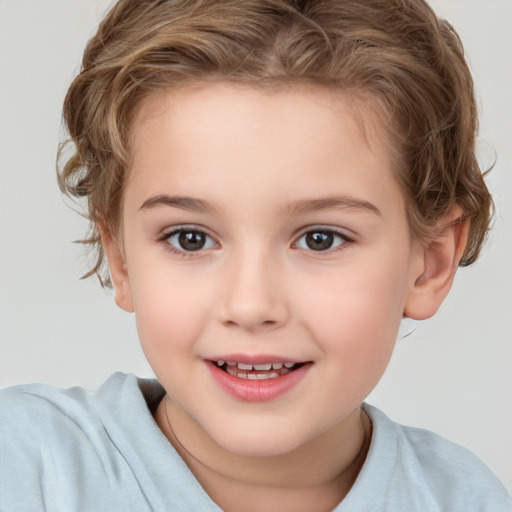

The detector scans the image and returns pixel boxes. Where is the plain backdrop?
[0,0,511,491]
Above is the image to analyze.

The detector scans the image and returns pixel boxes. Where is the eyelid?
[157,224,353,256]
[158,225,219,254]
[160,224,216,238]
[292,226,353,251]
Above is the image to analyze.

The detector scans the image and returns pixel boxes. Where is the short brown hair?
[58,0,493,286]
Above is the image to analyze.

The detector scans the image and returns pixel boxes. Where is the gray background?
[1,0,510,490]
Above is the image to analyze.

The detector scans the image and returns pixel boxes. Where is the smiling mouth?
[212,360,306,380]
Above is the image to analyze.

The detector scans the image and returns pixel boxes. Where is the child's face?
[111,84,423,457]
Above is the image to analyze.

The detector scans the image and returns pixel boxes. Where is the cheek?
[301,257,407,336]
[297,255,409,390]
[128,268,214,364]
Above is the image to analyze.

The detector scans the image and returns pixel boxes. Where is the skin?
[102,83,468,511]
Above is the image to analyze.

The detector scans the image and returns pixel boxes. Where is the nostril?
[221,317,281,330]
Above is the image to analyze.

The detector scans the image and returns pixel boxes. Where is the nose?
[217,249,290,332]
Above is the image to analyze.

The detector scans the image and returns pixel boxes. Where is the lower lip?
[206,362,311,402]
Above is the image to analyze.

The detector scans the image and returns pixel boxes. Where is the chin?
[210,423,307,458]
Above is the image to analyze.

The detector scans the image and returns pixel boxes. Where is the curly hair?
[58,0,493,286]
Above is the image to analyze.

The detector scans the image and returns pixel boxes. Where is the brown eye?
[306,232,333,250]
[178,231,206,250]
[296,230,347,252]
[166,229,216,252]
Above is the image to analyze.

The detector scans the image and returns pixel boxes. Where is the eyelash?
[293,228,351,254]
[158,226,218,258]
[158,226,352,257]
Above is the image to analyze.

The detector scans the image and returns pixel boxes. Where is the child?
[1,0,511,510]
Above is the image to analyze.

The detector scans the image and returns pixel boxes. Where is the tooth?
[237,372,248,379]
[226,361,237,366]
[247,374,258,380]
[217,360,225,366]
[254,363,272,371]
[237,363,253,370]
[226,366,237,377]
[272,363,283,370]
[269,372,279,378]
[284,362,295,368]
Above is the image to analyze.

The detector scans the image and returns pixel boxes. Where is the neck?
[154,397,371,511]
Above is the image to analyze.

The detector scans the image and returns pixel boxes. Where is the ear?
[98,224,134,313]
[404,207,469,320]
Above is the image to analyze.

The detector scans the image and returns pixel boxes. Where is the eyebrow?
[139,194,381,217]
[139,195,219,214]
[280,196,382,217]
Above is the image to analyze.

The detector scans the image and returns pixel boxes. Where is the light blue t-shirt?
[1,373,510,511]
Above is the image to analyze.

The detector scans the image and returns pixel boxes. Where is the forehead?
[130,82,390,158]
[124,83,403,220]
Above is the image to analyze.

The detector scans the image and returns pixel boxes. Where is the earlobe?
[98,224,134,313]
[404,208,469,320]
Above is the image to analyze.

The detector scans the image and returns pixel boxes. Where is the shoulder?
[0,376,116,467]
[0,373,156,455]
[0,372,157,425]
[0,377,108,444]
[0,373,155,512]
[399,421,509,498]
[1,379,94,418]
[343,404,512,512]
